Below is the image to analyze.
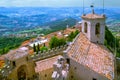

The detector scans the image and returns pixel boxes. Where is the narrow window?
[45,74,47,77]
[26,57,28,61]
[66,58,70,64]
[13,61,16,67]
[93,78,97,80]
[71,75,73,78]
[95,23,100,35]
[84,22,88,33]
[74,67,77,70]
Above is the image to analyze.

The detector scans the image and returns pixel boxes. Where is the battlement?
[0,45,68,79]
[31,45,68,61]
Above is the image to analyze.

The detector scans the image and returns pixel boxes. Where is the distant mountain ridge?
[18,17,77,35]
[0,7,120,35]
[42,17,77,28]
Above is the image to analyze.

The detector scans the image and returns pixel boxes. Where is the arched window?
[95,23,100,35]
[84,22,88,33]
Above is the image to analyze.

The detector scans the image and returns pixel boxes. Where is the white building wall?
[90,19,105,44]
[82,20,91,40]
[82,19,105,44]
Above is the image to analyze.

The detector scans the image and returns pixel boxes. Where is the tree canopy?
[105,26,120,57]
[49,36,66,49]
[0,37,29,55]
[67,30,79,41]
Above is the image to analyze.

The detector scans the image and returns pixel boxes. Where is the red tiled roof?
[5,47,28,60]
[35,55,62,72]
[81,13,105,19]
[67,33,114,80]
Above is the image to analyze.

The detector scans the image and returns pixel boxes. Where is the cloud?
[0,0,119,7]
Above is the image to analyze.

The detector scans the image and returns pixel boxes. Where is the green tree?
[67,30,79,41]
[74,30,79,37]
[40,46,48,53]
[33,44,36,52]
[36,51,39,54]
[49,36,59,49]
[68,32,74,41]
[2,48,5,55]
[0,36,30,54]
[49,36,66,49]
[37,43,40,52]
[58,38,66,46]
[105,26,120,57]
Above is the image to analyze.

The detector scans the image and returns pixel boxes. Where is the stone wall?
[7,56,36,80]
[38,68,53,80]
[68,58,109,80]
[0,55,36,80]
[31,45,67,61]
[0,45,67,80]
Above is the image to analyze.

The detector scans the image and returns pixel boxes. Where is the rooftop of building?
[44,28,76,46]
[81,13,106,19]
[35,55,62,73]
[45,28,76,39]
[67,32,114,80]
[5,47,28,60]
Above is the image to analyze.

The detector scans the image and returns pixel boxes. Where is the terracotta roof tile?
[35,55,62,72]
[5,47,28,60]
[67,33,114,80]
[82,13,105,19]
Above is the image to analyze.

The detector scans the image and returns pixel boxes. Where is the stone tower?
[81,7,106,44]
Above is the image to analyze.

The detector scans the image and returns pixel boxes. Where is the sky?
[0,0,119,7]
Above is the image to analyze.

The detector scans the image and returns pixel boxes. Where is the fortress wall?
[7,56,36,80]
[38,68,53,80]
[31,45,67,61]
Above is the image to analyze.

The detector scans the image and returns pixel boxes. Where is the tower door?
[17,65,27,80]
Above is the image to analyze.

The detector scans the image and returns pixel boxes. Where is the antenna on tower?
[82,0,85,15]
[90,3,94,14]
[103,0,105,14]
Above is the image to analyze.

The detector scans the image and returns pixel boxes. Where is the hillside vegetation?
[105,26,120,57]
[19,18,77,35]
[0,37,30,55]
[0,18,77,55]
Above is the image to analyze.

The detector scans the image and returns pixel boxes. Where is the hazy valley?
[0,7,120,36]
